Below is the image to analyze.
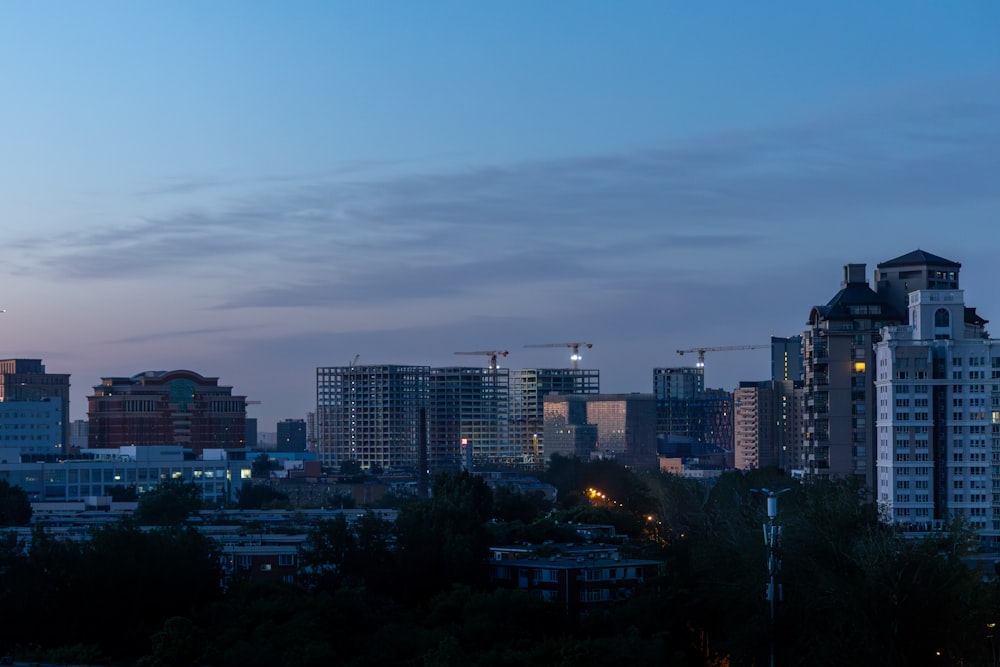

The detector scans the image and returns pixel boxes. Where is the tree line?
[0,464,998,665]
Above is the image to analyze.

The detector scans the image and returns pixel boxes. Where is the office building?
[429,367,510,468]
[276,419,307,452]
[316,365,429,472]
[509,368,599,466]
[0,445,250,505]
[87,370,248,455]
[653,367,733,458]
[875,286,997,535]
[0,359,71,455]
[543,393,657,469]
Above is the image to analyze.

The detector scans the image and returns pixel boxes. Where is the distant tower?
[770,336,803,382]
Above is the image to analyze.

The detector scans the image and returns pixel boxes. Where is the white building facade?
[875,288,998,538]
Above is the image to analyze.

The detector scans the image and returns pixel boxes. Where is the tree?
[492,484,551,523]
[395,472,493,601]
[237,482,290,510]
[135,480,203,525]
[0,480,31,526]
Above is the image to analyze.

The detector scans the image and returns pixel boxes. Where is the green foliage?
[135,480,203,525]
[492,484,551,523]
[339,460,363,476]
[1,521,222,661]
[237,481,291,510]
[395,472,493,602]
[0,479,31,526]
[251,453,281,478]
[299,511,396,594]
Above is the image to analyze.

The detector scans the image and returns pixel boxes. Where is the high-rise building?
[653,368,732,459]
[509,368,599,465]
[771,336,803,382]
[429,367,510,468]
[734,380,801,472]
[0,359,70,454]
[874,287,995,535]
[316,365,429,471]
[87,370,247,455]
[802,250,967,492]
[276,418,307,452]
[802,263,905,487]
[734,382,778,471]
[654,367,704,401]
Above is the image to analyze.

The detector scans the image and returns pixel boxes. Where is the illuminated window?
[854,362,866,373]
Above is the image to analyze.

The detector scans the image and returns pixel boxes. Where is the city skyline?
[1,2,998,426]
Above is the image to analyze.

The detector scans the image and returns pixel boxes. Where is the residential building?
[0,359,70,454]
[509,368,599,466]
[87,370,248,455]
[487,543,663,616]
[803,250,971,493]
[735,380,804,473]
[875,287,997,536]
[315,365,429,472]
[429,367,510,468]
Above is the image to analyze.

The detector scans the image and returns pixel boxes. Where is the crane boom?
[455,350,509,370]
[524,342,593,370]
[676,344,768,368]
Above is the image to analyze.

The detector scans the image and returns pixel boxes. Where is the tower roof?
[877,249,960,269]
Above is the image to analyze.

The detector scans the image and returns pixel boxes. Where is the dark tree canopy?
[135,480,203,525]
[0,479,31,526]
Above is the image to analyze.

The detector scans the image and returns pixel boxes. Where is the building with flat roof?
[276,419,307,452]
[87,370,247,455]
[509,368,599,466]
[429,367,510,469]
[0,359,70,454]
[543,393,657,469]
[0,444,251,505]
[316,365,429,472]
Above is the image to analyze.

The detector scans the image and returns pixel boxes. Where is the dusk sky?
[1,2,998,429]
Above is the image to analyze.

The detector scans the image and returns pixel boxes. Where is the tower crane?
[676,344,768,368]
[454,350,509,371]
[524,342,593,370]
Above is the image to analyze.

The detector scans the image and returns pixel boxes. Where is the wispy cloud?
[12,78,999,317]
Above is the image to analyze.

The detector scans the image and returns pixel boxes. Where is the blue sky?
[1,1,998,429]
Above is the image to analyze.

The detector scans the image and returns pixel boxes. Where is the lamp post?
[751,487,790,667]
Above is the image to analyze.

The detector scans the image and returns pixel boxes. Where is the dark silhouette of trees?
[0,480,30,526]
[237,481,291,509]
[135,480,203,525]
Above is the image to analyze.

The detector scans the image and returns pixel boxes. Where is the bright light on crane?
[524,342,593,370]
[676,344,769,368]
[455,350,509,371]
